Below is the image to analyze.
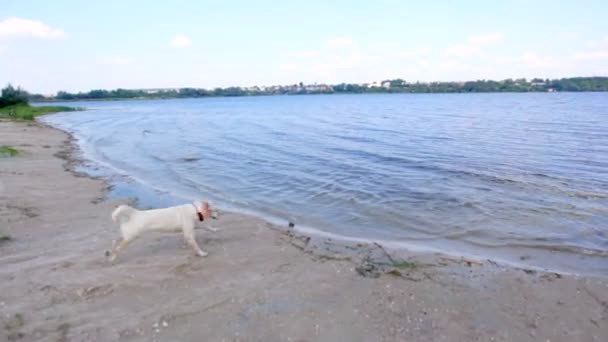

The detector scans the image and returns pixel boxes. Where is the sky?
[1,0,607,94]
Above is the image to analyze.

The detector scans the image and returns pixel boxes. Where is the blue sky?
[1,0,607,93]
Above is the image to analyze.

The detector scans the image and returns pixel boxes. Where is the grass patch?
[0,145,19,157]
[0,104,80,121]
[0,234,12,242]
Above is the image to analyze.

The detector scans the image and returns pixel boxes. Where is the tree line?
[14,77,608,102]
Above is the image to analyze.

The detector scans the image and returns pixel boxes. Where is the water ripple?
[41,93,608,275]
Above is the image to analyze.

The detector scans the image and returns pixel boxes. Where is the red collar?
[192,203,205,221]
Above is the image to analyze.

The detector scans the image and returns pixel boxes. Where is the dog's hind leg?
[183,224,208,257]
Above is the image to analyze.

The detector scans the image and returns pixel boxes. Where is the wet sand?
[1,120,607,341]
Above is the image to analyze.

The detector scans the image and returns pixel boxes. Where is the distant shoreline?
[29,76,608,102]
[31,89,608,104]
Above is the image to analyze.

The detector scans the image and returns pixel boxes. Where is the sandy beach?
[0,120,607,341]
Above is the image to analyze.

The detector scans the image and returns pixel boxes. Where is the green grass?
[0,104,80,121]
[0,234,12,242]
[0,145,19,157]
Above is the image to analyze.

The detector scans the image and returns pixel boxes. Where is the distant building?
[381,81,391,89]
[304,84,332,92]
[134,88,180,94]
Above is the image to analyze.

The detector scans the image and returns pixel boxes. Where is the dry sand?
[1,120,607,342]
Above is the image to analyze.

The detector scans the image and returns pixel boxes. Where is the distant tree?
[56,91,76,100]
[111,88,140,98]
[222,87,245,96]
[390,79,405,88]
[179,88,210,97]
[88,89,110,98]
[18,76,608,104]
[28,93,46,101]
[0,84,29,107]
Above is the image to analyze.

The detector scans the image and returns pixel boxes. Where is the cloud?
[468,32,504,45]
[586,36,608,49]
[328,51,364,68]
[280,50,319,58]
[327,37,355,48]
[311,63,331,73]
[0,17,64,39]
[442,44,478,57]
[442,33,503,58]
[73,64,90,72]
[279,63,300,71]
[170,35,192,48]
[395,47,432,58]
[497,53,556,68]
[99,56,134,65]
[560,32,578,40]
[574,50,608,60]
[438,60,474,71]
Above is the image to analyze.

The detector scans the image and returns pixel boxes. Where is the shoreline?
[1,120,607,341]
[40,114,607,278]
[30,90,608,105]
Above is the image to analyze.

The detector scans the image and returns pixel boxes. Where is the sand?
[1,120,607,342]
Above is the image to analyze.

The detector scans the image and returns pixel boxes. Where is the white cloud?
[280,50,319,58]
[439,60,472,71]
[560,32,578,40]
[442,44,478,57]
[279,63,300,71]
[574,50,608,60]
[395,47,432,58]
[311,63,331,73]
[327,37,355,48]
[441,33,503,58]
[468,32,504,45]
[99,56,134,65]
[497,53,556,68]
[0,17,64,39]
[587,36,608,49]
[332,51,364,68]
[170,35,192,48]
[73,64,90,72]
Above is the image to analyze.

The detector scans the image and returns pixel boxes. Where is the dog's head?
[196,200,219,219]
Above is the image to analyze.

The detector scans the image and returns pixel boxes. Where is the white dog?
[108,200,218,262]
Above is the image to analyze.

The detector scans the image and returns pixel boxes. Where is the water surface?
[40,93,608,275]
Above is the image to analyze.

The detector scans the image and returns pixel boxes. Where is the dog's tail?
[111,205,137,224]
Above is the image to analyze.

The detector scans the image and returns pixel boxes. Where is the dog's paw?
[197,251,209,257]
[108,254,118,263]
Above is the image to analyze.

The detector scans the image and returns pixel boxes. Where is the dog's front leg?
[109,238,131,262]
[183,225,208,257]
[205,225,221,232]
